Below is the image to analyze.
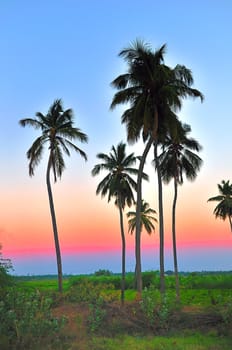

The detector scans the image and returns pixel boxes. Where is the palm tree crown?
[111,39,204,143]
[208,180,232,231]
[19,99,88,180]
[92,142,148,207]
[127,200,157,235]
[158,122,203,184]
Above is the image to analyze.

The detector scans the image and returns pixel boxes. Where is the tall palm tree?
[19,99,88,292]
[91,142,148,304]
[111,39,204,294]
[208,180,232,232]
[158,122,202,300]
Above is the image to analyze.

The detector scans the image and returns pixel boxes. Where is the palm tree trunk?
[135,136,153,295]
[172,178,180,302]
[118,195,126,306]
[229,215,232,232]
[46,155,63,293]
[154,141,165,295]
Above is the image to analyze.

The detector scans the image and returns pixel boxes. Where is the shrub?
[0,288,66,349]
[65,278,115,303]
[0,245,14,289]
[219,296,232,335]
[140,285,157,326]
[142,271,158,288]
[88,296,106,332]
[140,286,177,331]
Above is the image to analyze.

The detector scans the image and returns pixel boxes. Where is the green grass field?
[1,271,232,349]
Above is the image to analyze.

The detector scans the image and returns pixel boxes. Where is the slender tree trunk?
[118,195,126,306]
[46,155,63,293]
[135,136,153,295]
[229,215,232,232]
[172,178,180,302]
[154,142,165,295]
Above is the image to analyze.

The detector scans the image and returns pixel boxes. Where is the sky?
[0,0,232,275]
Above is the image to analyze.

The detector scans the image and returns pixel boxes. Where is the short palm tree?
[19,99,88,292]
[208,180,232,232]
[91,142,148,304]
[158,122,202,300]
[111,39,204,294]
[127,200,157,287]
[127,200,157,235]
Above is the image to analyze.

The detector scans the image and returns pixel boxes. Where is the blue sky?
[1,0,232,275]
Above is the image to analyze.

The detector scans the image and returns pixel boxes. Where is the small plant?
[220,297,232,332]
[140,285,157,326]
[88,296,106,333]
[155,294,172,330]
[140,286,176,331]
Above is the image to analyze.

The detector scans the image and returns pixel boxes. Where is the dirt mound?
[53,301,225,338]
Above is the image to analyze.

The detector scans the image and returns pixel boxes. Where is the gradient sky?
[1,0,232,275]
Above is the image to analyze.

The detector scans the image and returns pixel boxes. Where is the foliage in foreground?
[0,288,67,349]
[2,271,232,349]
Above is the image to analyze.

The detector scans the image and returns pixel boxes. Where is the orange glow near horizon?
[2,174,232,265]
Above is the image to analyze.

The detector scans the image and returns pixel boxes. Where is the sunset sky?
[1,0,232,275]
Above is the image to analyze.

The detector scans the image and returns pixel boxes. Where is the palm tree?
[111,39,204,294]
[91,142,148,304]
[208,180,232,232]
[127,200,157,235]
[19,99,88,292]
[127,200,157,288]
[158,122,202,300]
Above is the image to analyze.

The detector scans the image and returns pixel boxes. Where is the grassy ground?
[4,272,232,349]
[89,334,232,350]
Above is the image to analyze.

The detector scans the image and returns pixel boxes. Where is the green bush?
[0,245,14,290]
[140,286,177,331]
[0,288,66,349]
[88,296,106,332]
[140,285,157,326]
[219,296,232,335]
[65,278,115,303]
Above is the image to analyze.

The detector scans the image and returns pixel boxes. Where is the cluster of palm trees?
[91,142,158,304]
[19,39,205,296]
[109,40,204,298]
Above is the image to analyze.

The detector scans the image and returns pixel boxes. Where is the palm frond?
[19,118,43,129]
[207,195,225,202]
[20,99,88,178]
[26,135,47,176]
[127,200,157,235]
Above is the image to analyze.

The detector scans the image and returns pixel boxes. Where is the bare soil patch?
[53,300,225,340]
